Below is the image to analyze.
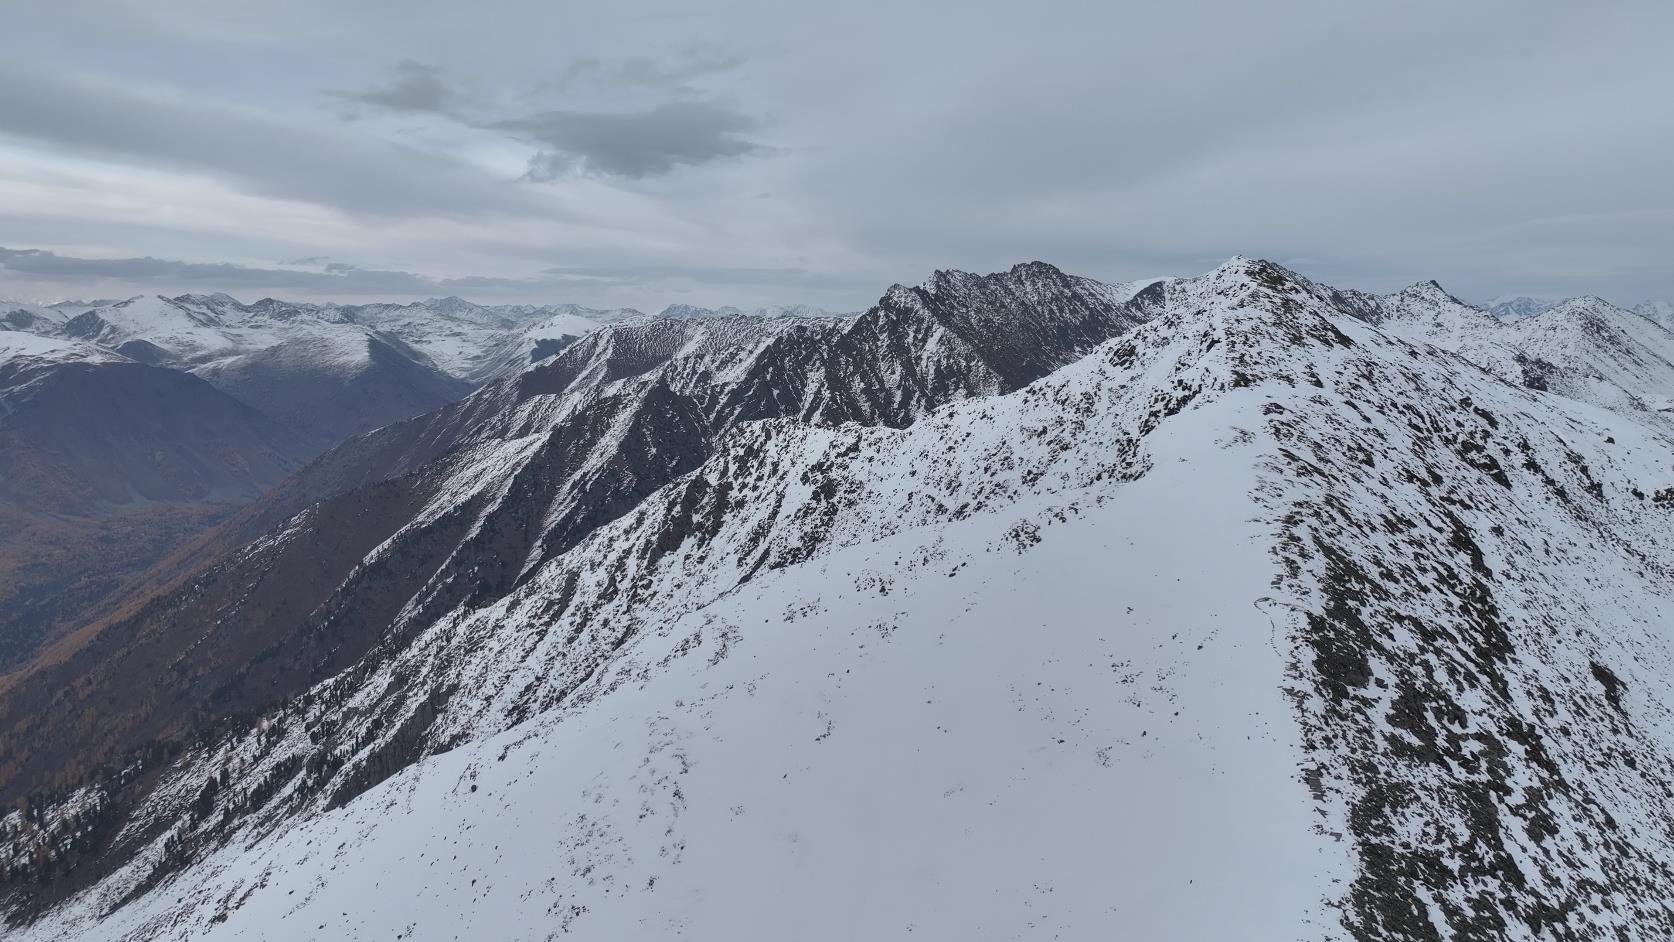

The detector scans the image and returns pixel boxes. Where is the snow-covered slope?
[9,259,1674,940]
[1485,297,1674,414]
[3,292,642,443]
[0,330,125,369]
[1485,295,1557,321]
[1357,280,1503,346]
[330,298,632,383]
[466,309,618,381]
[1633,299,1674,332]
[0,300,74,335]
[1336,286,1674,424]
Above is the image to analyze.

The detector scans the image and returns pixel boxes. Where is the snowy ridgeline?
[7,259,1674,940]
[0,294,858,385]
[0,293,639,384]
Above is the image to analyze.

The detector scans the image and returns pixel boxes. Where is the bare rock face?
[8,260,1674,941]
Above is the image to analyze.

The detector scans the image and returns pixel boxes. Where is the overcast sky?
[2,0,1671,312]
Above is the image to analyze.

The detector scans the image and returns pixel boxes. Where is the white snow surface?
[0,330,126,368]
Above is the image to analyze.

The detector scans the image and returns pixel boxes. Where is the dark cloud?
[331,59,455,115]
[495,100,767,179]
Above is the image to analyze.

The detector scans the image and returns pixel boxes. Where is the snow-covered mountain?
[37,294,470,453]
[0,261,1151,835]
[0,330,123,369]
[1633,299,1674,332]
[0,292,628,672]
[5,292,637,455]
[43,293,628,382]
[1365,290,1674,419]
[1484,294,1557,321]
[327,297,635,384]
[7,259,1674,940]
[0,300,75,335]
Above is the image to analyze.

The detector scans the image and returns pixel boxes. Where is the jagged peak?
[1202,255,1308,287]
[1005,259,1069,280]
[1181,257,1333,310]
[914,260,1075,298]
[1392,279,1466,304]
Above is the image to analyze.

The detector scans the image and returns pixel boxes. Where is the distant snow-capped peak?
[1484,294,1557,321]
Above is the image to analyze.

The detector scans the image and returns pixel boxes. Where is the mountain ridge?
[6,258,1674,940]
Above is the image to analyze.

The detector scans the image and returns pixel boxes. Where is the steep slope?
[0,262,1150,829]
[0,353,297,513]
[188,333,474,457]
[466,309,614,382]
[11,259,1674,940]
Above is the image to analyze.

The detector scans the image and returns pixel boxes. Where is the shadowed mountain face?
[0,357,299,513]
[0,352,305,671]
[188,333,476,458]
[7,260,1674,941]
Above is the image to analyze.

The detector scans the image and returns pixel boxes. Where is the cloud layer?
[499,101,767,180]
[1,0,1672,310]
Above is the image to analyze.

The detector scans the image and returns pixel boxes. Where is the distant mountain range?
[0,293,845,674]
[5,260,1674,939]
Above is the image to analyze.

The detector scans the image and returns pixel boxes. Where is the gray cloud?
[5,0,1674,307]
[0,247,546,298]
[331,59,455,114]
[543,46,748,95]
[0,61,554,220]
[322,50,766,180]
[494,100,768,179]
[540,262,861,289]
